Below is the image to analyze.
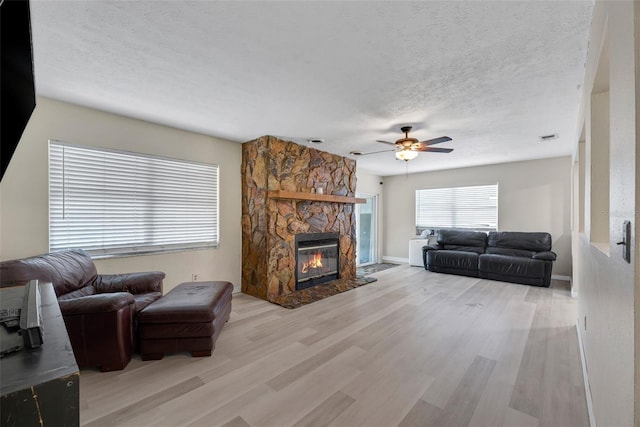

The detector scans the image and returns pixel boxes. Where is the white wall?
[355,170,382,196]
[356,170,383,263]
[382,156,572,276]
[0,98,242,293]
[571,1,637,425]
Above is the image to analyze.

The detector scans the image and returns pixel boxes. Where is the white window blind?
[415,184,498,231]
[49,141,219,257]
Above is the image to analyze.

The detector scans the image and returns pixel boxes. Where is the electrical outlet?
[192,274,198,282]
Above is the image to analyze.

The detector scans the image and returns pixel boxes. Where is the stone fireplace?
[241,136,361,304]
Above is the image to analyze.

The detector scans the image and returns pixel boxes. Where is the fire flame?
[301,251,323,274]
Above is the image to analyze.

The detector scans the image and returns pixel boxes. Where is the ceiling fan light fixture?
[395,150,419,161]
[371,126,453,160]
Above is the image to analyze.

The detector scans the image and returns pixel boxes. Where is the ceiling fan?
[352,126,453,161]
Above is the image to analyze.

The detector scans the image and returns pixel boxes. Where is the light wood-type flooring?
[80,265,589,427]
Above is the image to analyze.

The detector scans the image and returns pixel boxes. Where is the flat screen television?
[1,0,36,181]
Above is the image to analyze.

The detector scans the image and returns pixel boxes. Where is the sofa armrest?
[93,272,165,295]
[422,245,441,271]
[532,251,557,261]
[58,292,135,315]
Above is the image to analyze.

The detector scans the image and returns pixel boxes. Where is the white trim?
[382,256,409,264]
[576,320,596,427]
[570,277,578,298]
[551,274,572,282]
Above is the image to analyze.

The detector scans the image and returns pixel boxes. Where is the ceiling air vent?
[349,151,363,156]
[539,133,558,141]
[308,139,324,144]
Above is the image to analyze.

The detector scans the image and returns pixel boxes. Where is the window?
[49,141,219,257]
[415,184,498,232]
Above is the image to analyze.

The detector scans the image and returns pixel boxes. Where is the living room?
[1,1,638,426]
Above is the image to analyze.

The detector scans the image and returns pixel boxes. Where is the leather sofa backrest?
[0,249,98,297]
[487,231,551,252]
[437,229,488,254]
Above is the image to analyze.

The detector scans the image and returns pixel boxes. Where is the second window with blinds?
[49,141,219,258]
[415,184,498,234]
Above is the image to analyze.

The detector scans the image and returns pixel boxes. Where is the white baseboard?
[382,256,409,264]
[576,320,596,427]
[552,274,571,282]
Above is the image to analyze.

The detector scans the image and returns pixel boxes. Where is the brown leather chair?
[0,249,164,371]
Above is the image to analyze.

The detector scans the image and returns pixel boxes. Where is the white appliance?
[409,238,433,267]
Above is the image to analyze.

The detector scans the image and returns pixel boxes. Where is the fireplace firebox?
[295,233,340,290]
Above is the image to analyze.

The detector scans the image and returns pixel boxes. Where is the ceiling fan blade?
[416,147,454,153]
[355,148,398,156]
[376,140,398,146]
[420,136,452,146]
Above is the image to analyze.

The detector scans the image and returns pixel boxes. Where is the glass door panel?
[356,195,376,266]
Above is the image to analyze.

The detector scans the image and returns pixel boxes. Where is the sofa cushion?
[487,231,551,252]
[427,250,479,271]
[478,254,546,278]
[0,249,98,296]
[441,244,486,254]
[485,247,536,258]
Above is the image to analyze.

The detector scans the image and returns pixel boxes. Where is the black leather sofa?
[422,230,557,287]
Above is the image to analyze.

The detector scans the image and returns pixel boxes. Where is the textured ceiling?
[29,1,593,176]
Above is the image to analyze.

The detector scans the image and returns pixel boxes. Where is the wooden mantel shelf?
[268,190,366,204]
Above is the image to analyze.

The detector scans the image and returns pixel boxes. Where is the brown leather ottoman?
[138,281,233,360]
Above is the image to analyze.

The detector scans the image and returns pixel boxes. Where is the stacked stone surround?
[241,135,357,303]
